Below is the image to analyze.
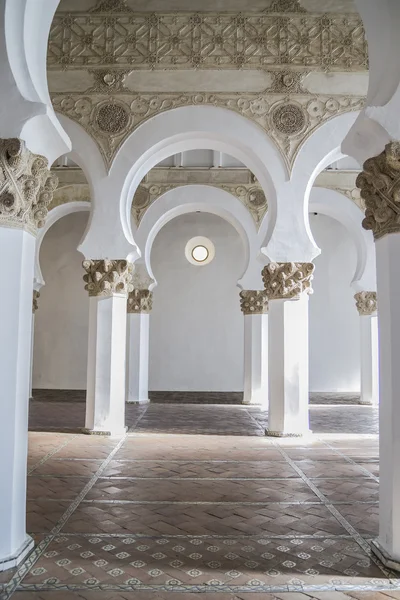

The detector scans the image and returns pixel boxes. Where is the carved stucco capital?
[0,138,58,235]
[239,290,268,315]
[32,290,40,313]
[127,289,153,313]
[82,259,134,297]
[354,291,377,316]
[357,142,400,240]
[262,262,314,300]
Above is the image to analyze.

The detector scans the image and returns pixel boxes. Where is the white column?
[0,228,36,570]
[126,289,152,404]
[356,143,400,569]
[354,292,379,405]
[127,313,150,403]
[83,260,133,436]
[240,291,268,406]
[262,262,314,437]
[372,234,400,567]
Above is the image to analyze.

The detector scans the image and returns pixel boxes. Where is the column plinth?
[262,262,314,437]
[240,290,268,406]
[83,259,133,436]
[357,142,400,567]
[127,290,153,404]
[0,138,56,570]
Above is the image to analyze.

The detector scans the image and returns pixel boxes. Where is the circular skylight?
[185,236,215,266]
[191,245,209,263]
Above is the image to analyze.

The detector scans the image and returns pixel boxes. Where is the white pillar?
[356,143,400,569]
[83,260,133,436]
[127,310,151,404]
[262,262,314,437]
[240,291,268,406]
[0,228,36,570]
[355,292,379,405]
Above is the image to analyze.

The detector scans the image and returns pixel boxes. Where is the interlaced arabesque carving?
[52,92,364,170]
[82,259,133,297]
[48,12,367,72]
[262,262,314,300]
[132,182,268,227]
[127,289,153,313]
[0,139,58,234]
[239,290,268,315]
[357,142,400,240]
[32,290,40,313]
[354,291,377,316]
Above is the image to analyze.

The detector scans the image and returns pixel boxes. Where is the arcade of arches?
[1,0,400,598]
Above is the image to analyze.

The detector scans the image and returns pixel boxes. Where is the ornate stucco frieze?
[357,142,400,240]
[0,138,58,235]
[262,262,314,300]
[127,289,153,313]
[48,12,367,72]
[239,290,268,315]
[354,291,377,316]
[82,259,133,297]
[52,92,364,171]
[32,290,40,313]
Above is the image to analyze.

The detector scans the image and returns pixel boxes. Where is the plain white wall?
[309,213,360,393]
[149,212,246,391]
[33,211,89,390]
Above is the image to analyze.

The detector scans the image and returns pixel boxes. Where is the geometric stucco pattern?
[49,11,367,72]
[354,291,377,316]
[239,290,268,315]
[262,262,314,300]
[52,92,365,172]
[82,259,134,297]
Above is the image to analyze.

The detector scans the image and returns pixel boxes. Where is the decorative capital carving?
[262,262,314,300]
[0,138,58,235]
[32,290,40,313]
[239,290,268,315]
[354,291,377,316]
[127,289,153,313]
[357,142,400,240]
[82,259,133,297]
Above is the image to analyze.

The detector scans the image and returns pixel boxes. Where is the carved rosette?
[239,290,268,315]
[32,290,40,313]
[0,138,58,235]
[82,260,133,297]
[357,142,400,240]
[262,262,314,300]
[354,291,378,316]
[127,289,153,313]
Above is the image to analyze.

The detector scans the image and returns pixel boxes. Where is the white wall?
[33,211,89,389]
[309,213,360,392]
[149,212,245,391]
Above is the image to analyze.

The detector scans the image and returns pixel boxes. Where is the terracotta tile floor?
[2,400,396,600]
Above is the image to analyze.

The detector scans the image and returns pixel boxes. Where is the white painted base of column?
[85,295,127,437]
[243,313,268,407]
[371,539,400,572]
[266,295,310,437]
[0,535,34,572]
[127,313,150,404]
[360,314,379,405]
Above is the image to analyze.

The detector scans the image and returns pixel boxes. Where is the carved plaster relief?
[354,291,377,316]
[0,139,58,235]
[262,261,314,299]
[127,289,153,313]
[49,11,367,72]
[82,259,134,296]
[52,92,364,170]
[32,290,40,313]
[239,290,269,315]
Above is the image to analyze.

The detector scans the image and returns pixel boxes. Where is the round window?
[191,245,209,263]
[185,236,215,266]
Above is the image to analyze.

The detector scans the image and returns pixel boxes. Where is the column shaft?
[360,314,379,405]
[372,234,400,566]
[127,312,150,403]
[0,228,35,569]
[267,295,310,436]
[243,313,268,406]
[85,295,127,435]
